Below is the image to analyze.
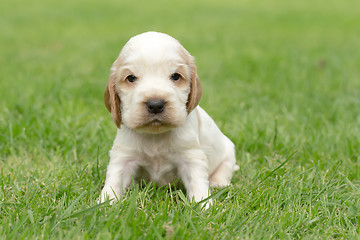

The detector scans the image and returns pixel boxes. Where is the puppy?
[100,32,238,205]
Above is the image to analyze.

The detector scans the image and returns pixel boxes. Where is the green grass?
[1,0,360,239]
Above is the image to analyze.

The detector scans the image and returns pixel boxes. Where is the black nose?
[146,100,165,114]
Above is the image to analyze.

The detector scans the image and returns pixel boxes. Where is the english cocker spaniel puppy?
[100,32,238,205]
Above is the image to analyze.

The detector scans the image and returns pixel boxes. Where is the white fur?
[100,32,238,206]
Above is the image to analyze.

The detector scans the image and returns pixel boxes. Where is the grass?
[1,0,360,238]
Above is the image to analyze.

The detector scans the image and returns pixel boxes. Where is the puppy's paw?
[200,198,213,210]
[98,187,119,204]
[234,164,240,171]
[209,177,231,188]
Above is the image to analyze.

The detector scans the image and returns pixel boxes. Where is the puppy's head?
[104,32,202,133]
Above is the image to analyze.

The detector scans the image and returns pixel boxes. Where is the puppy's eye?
[126,75,137,83]
[170,73,181,81]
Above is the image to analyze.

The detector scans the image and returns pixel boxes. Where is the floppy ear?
[104,72,121,128]
[186,63,202,113]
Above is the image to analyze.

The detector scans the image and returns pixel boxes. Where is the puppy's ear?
[186,63,202,113]
[104,72,121,128]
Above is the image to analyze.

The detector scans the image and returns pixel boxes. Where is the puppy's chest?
[136,151,178,185]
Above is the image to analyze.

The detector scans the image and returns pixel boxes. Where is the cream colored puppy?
[100,32,238,205]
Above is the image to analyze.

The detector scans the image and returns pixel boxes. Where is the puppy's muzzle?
[146,99,165,114]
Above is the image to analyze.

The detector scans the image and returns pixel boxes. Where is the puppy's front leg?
[99,151,138,203]
[177,150,210,204]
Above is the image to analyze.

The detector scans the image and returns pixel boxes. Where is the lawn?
[1,0,360,239]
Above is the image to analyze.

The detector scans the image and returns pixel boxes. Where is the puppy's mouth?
[136,118,176,134]
[143,118,174,128]
[147,119,164,126]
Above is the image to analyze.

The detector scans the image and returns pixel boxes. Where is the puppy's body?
[100,32,238,204]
